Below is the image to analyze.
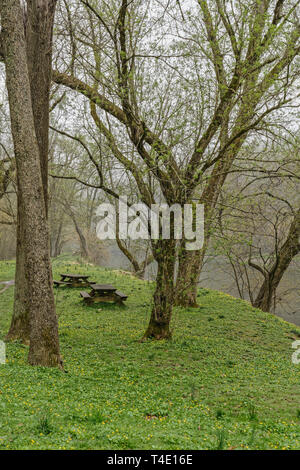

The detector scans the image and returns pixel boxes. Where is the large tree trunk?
[141,240,176,341]
[253,208,300,313]
[174,200,213,307]
[174,61,263,308]
[175,134,249,307]
[5,0,57,343]
[26,0,56,210]
[175,242,205,307]
[1,0,62,367]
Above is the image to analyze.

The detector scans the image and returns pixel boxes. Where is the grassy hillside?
[0,258,299,450]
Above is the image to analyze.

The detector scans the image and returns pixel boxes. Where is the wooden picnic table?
[80,284,128,305]
[54,273,93,288]
[90,284,117,293]
[61,273,90,281]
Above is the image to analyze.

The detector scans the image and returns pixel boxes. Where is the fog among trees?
[0,0,299,362]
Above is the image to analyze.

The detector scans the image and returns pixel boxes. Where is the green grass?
[0,258,299,450]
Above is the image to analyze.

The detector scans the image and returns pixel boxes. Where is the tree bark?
[174,242,204,307]
[26,0,56,209]
[1,0,62,367]
[141,240,176,341]
[5,0,57,343]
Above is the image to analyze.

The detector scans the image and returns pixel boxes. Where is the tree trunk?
[5,193,30,343]
[141,240,176,341]
[115,232,153,279]
[253,208,300,313]
[5,0,57,342]
[253,276,276,313]
[71,214,89,259]
[53,219,63,257]
[174,242,205,307]
[26,0,57,210]
[175,134,249,307]
[1,0,62,367]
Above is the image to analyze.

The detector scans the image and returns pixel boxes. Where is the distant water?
[199,257,300,327]
[100,242,300,326]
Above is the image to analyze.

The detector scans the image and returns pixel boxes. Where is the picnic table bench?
[54,280,72,287]
[54,273,94,288]
[80,284,128,306]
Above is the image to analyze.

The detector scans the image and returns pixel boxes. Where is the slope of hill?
[0,259,299,450]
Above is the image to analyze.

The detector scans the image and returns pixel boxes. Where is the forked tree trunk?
[141,240,176,341]
[1,0,62,367]
[116,232,153,280]
[253,277,277,313]
[253,208,300,313]
[5,0,57,343]
[253,263,296,313]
